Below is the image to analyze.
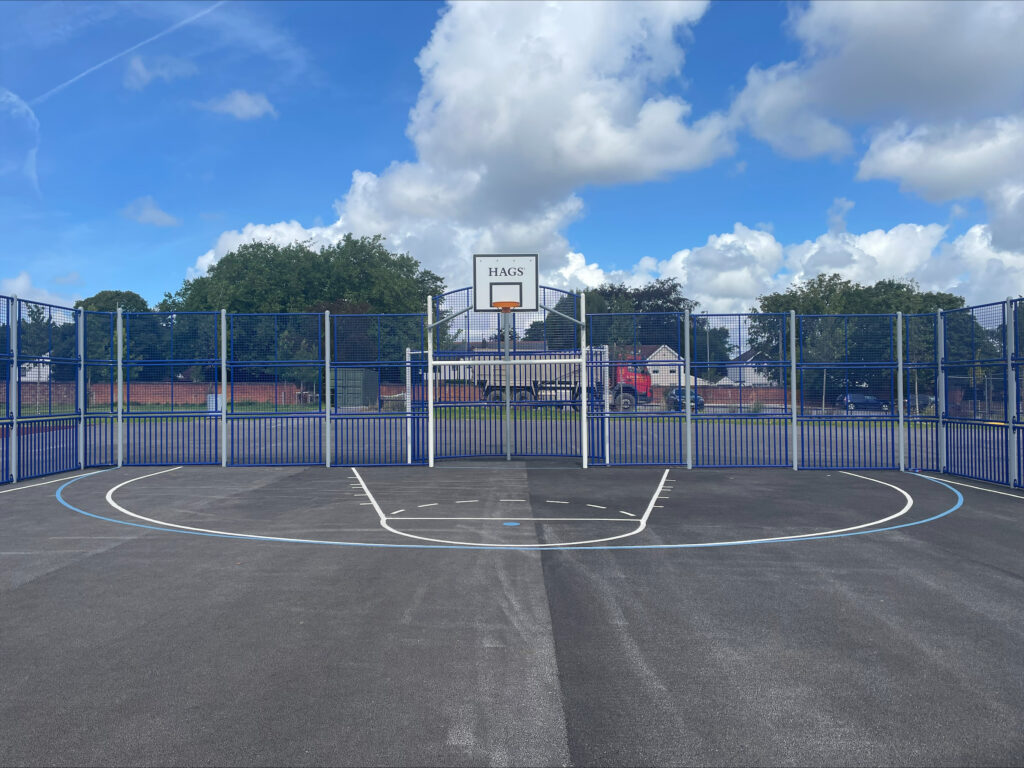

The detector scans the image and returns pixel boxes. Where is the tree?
[159,235,444,315]
[75,290,150,313]
[750,274,966,406]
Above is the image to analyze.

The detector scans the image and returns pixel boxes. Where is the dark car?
[835,393,890,412]
[665,387,705,412]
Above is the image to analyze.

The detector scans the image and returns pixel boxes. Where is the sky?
[1,0,1023,313]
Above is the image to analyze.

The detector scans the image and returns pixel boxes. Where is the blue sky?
[1,1,1022,312]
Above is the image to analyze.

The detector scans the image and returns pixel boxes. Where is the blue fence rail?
[1,293,1021,487]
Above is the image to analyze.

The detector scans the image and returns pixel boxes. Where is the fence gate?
[427,286,594,464]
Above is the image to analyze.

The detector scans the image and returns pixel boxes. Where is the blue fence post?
[897,311,905,471]
[77,307,85,470]
[790,310,798,471]
[683,309,692,469]
[937,309,946,472]
[220,309,228,468]
[324,310,331,468]
[1007,298,1017,487]
[8,295,16,481]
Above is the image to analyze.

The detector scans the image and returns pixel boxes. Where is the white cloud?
[121,196,181,227]
[732,1,1024,157]
[858,117,1024,250]
[187,219,350,279]
[191,2,734,281]
[123,54,197,90]
[0,271,77,307]
[197,90,277,120]
[0,88,40,194]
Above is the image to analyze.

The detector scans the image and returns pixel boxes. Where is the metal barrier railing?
[0,291,1021,487]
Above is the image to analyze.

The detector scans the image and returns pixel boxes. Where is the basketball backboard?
[473,254,539,312]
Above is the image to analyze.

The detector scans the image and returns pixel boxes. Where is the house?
[719,349,780,387]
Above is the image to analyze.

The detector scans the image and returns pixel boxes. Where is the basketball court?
[2,258,1023,765]
[1,462,1022,765]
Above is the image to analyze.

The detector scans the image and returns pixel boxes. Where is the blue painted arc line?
[54,470,963,551]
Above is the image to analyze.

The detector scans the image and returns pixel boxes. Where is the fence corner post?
[77,307,85,470]
[896,311,905,472]
[790,310,798,471]
[684,309,692,470]
[426,296,434,468]
[580,291,588,470]
[937,309,946,473]
[324,310,331,469]
[1006,298,1017,487]
[116,307,123,468]
[220,309,228,468]
[9,295,18,482]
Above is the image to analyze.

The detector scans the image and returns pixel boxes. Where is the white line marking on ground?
[390,510,404,515]
[394,517,634,522]
[923,476,1024,500]
[0,471,98,494]
[587,504,606,509]
[98,467,918,550]
[417,503,438,508]
[359,502,373,506]
[545,500,569,504]
[619,511,636,517]
[455,500,478,504]
[499,499,526,502]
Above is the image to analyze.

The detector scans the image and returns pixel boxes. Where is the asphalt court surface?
[1,463,1022,765]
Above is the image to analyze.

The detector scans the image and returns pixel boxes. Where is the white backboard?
[473,254,539,312]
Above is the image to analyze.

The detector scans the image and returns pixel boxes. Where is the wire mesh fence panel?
[16,299,80,478]
[692,313,791,467]
[1015,299,1023,486]
[942,302,1009,483]
[229,313,322,465]
[1,296,10,483]
[798,314,898,469]
[330,313,426,465]
[430,286,583,461]
[587,312,685,465]
[904,313,939,471]
[125,312,221,465]
[84,311,116,466]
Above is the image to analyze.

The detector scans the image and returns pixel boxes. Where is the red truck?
[607,360,653,410]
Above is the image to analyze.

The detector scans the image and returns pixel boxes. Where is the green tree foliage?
[158,236,444,315]
[750,274,967,403]
[74,290,150,313]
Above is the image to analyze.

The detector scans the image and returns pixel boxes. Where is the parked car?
[665,387,705,412]
[835,393,890,412]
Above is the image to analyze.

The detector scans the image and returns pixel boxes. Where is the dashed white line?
[417,503,438,508]
[455,500,478,504]
[546,500,569,504]
[587,504,607,509]
[500,499,526,502]
[619,510,636,517]
[390,509,404,515]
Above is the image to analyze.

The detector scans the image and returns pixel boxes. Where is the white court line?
[455,500,478,504]
[545,500,569,504]
[0,471,99,494]
[393,517,635,522]
[99,468,918,550]
[619,511,636,517]
[922,476,1024,500]
[500,499,526,502]
[587,504,606,509]
[417,503,438,508]
[351,467,670,548]
[390,509,404,515]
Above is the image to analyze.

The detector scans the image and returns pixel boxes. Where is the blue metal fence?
[16,299,81,479]
[4,291,1022,486]
[1,295,11,484]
